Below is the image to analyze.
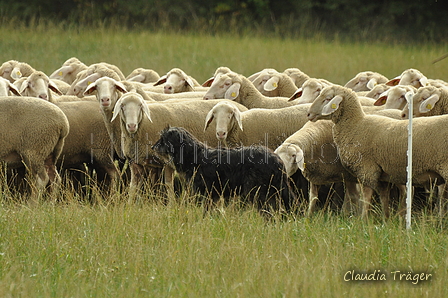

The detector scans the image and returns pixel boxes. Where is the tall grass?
[0,23,448,297]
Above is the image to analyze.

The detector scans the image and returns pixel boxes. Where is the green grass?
[1,23,448,297]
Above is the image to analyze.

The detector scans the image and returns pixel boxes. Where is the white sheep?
[202,66,233,87]
[249,69,299,97]
[283,68,310,88]
[0,60,36,82]
[203,71,298,109]
[387,68,448,88]
[0,96,69,194]
[307,84,448,218]
[0,77,21,96]
[154,68,206,94]
[344,71,389,92]
[203,101,310,149]
[49,57,88,85]
[126,67,160,83]
[401,86,448,118]
[288,78,333,104]
[364,84,391,100]
[373,85,417,109]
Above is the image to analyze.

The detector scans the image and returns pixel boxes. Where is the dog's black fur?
[152,126,296,213]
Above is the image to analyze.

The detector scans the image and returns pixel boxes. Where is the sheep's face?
[203,75,236,100]
[297,80,324,104]
[308,86,343,122]
[402,87,441,118]
[204,102,243,142]
[20,74,52,100]
[383,86,415,110]
[274,144,304,177]
[87,77,126,109]
[112,94,151,134]
[399,69,427,88]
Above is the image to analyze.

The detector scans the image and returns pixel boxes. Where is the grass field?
[1,22,448,297]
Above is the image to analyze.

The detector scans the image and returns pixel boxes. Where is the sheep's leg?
[360,185,374,219]
[163,165,175,199]
[307,183,320,216]
[129,163,144,201]
[342,181,360,216]
[44,154,61,194]
[396,184,408,218]
[378,183,391,220]
[437,183,447,218]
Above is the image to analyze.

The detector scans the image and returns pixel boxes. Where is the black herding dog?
[152,126,296,214]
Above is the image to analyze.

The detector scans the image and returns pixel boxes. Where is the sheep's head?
[274,143,305,177]
[250,69,282,97]
[202,66,233,87]
[203,73,241,100]
[84,76,128,109]
[290,78,330,104]
[111,92,152,134]
[204,101,243,142]
[19,71,62,100]
[307,85,350,122]
[374,85,416,110]
[401,86,442,119]
[364,84,391,100]
[345,71,388,92]
[154,68,196,94]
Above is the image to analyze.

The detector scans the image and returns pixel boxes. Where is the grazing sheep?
[66,62,125,97]
[126,67,160,83]
[373,85,417,109]
[344,71,389,92]
[203,101,310,149]
[401,86,448,118]
[0,60,36,82]
[250,69,299,97]
[152,126,296,214]
[283,68,310,88]
[154,68,205,94]
[0,77,21,96]
[307,84,448,218]
[203,71,298,109]
[0,96,69,193]
[49,57,88,84]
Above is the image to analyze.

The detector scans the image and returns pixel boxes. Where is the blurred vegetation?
[0,0,447,43]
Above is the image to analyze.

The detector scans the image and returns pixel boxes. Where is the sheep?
[373,85,417,109]
[387,68,448,88]
[282,68,310,88]
[203,101,311,149]
[152,126,296,214]
[288,78,333,104]
[202,66,233,87]
[307,84,448,218]
[0,77,21,96]
[401,86,448,118]
[66,62,125,97]
[364,84,391,100]
[344,71,389,92]
[0,96,69,194]
[249,69,299,97]
[49,57,88,85]
[0,60,36,82]
[154,68,207,94]
[126,68,160,83]
[203,71,299,109]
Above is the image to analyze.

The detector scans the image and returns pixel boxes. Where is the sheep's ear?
[419,93,440,113]
[141,102,152,122]
[288,88,302,101]
[386,76,400,86]
[264,76,280,91]
[321,95,343,116]
[419,76,429,87]
[153,75,167,86]
[295,146,305,172]
[83,81,98,95]
[374,90,389,106]
[79,73,101,88]
[111,98,123,122]
[115,81,128,93]
[366,78,378,90]
[49,80,63,95]
[19,78,29,94]
[8,82,21,96]
[232,107,243,131]
[202,77,214,87]
[225,83,240,100]
[204,109,214,131]
[50,65,73,79]
[185,76,195,88]
[11,67,22,80]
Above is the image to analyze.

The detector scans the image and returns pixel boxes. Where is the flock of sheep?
[1,57,448,217]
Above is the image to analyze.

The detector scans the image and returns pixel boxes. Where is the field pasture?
[1,22,448,297]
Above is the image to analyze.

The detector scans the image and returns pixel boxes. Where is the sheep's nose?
[39,93,48,100]
[217,131,226,139]
[127,123,137,132]
[101,97,110,106]
[203,95,212,100]
[164,85,173,94]
[401,112,407,119]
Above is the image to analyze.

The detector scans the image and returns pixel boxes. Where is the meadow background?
[0,18,448,297]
